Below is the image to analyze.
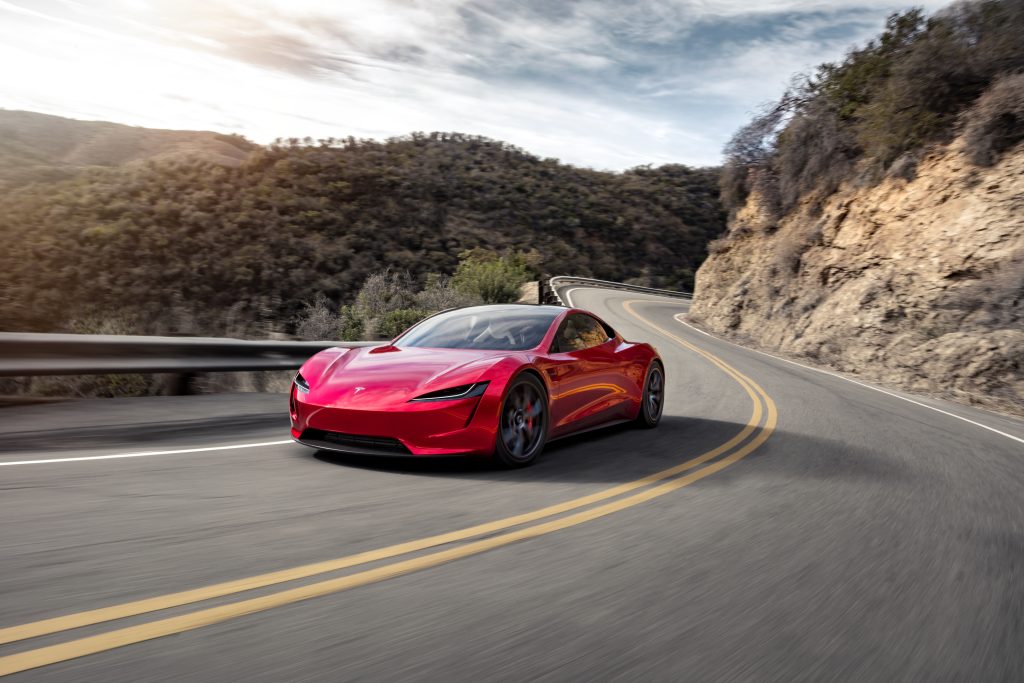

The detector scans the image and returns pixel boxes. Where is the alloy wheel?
[500,381,545,462]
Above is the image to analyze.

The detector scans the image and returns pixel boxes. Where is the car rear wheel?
[494,374,548,468]
[635,362,664,428]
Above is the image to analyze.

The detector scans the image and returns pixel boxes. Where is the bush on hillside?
[415,274,482,311]
[0,133,725,335]
[775,104,859,212]
[451,248,536,304]
[721,0,1024,216]
[295,294,340,341]
[354,269,417,320]
[293,249,524,342]
[376,308,431,340]
[962,72,1024,165]
[337,305,366,341]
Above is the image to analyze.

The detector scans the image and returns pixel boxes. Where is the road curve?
[1,285,1022,681]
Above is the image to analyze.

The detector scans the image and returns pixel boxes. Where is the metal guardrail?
[0,332,379,377]
[543,276,693,306]
[0,276,686,378]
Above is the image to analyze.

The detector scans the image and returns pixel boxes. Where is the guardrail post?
[168,372,198,396]
[538,279,550,305]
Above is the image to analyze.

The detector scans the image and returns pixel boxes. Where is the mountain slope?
[0,110,255,190]
[692,137,1023,415]
[692,0,1024,416]
[0,129,724,335]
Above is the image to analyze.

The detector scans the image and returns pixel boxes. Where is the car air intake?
[299,428,411,455]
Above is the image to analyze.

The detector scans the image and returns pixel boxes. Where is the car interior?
[553,314,612,352]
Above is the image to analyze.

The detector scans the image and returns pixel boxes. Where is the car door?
[545,313,630,436]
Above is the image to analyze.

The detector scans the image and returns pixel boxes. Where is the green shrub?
[337,305,366,341]
[338,249,534,341]
[354,269,416,319]
[415,273,482,311]
[376,308,429,340]
[451,248,534,304]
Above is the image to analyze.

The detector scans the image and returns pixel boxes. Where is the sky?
[0,0,948,170]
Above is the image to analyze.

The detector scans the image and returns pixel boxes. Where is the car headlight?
[293,372,310,393]
[410,381,489,402]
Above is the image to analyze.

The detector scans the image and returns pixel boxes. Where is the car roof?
[435,304,610,322]
[440,303,567,315]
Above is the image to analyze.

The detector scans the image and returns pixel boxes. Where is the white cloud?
[0,0,952,169]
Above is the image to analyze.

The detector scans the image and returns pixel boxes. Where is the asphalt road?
[1,285,1022,681]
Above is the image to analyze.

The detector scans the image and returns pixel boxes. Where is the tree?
[720,1,1024,216]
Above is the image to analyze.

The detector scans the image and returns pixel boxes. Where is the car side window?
[555,314,610,352]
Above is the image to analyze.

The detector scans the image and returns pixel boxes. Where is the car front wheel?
[494,374,548,468]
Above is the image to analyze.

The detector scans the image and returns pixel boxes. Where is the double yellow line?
[0,300,776,676]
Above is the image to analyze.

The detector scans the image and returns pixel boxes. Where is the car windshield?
[395,306,560,351]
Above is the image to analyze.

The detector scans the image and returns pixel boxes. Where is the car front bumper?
[290,388,502,456]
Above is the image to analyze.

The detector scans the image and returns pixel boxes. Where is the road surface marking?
[0,440,295,467]
[0,298,776,675]
[0,413,759,646]
[671,313,1024,446]
[0,413,774,678]
[0,315,764,646]
[569,282,1021,445]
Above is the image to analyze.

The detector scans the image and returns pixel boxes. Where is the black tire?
[635,361,665,428]
[493,373,548,468]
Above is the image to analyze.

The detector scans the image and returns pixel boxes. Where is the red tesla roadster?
[290,304,663,467]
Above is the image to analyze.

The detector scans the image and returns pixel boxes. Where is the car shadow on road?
[312,415,907,485]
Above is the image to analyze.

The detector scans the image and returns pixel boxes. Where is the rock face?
[691,139,1023,416]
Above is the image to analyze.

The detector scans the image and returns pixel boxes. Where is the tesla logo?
[354,387,366,394]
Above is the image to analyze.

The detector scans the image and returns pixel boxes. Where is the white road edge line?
[566,285,1022,445]
[671,313,1024,446]
[0,440,294,467]
[13,286,1019,466]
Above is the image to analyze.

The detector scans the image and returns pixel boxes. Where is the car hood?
[307,345,512,408]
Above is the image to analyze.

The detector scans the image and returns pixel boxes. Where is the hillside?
[0,129,724,336]
[0,110,255,190]
[693,137,1023,415]
[692,0,1024,415]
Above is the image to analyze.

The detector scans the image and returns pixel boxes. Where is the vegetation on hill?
[0,110,255,190]
[721,0,1024,217]
[294,250,536,341]
[0,131,723,336]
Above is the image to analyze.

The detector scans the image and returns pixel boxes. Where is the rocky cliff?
[690,138,1023,416]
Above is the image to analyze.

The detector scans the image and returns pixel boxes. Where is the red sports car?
[290,304,663,467]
